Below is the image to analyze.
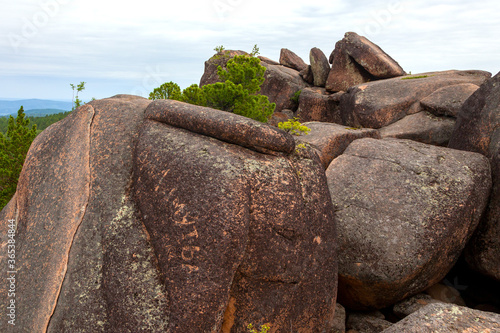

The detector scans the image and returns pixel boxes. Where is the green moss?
[401,75,430,80]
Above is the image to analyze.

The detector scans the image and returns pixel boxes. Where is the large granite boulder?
[297,122,380,169]
[449,72,500,281]
[279,48,308,72]
[379,111,456,146]
[309,47,330,87]
[259,62,310,112]
[340,70,490,129]
[325,138,491,310]
[295,87,343,124]
[0,96,338,332]
[420,83,479,117]
[381,303,500,332]
[326,32,405,92]
[0,95,169,332]
[133,100,339,332]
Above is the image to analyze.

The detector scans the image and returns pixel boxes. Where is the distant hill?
[0,99,72,116]
[24,108,69,117]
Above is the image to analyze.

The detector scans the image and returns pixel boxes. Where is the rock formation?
[1,32,499,332]
[0,96,338,332]
[449,72,500,281]
[326,31,406,92]
[326,138,491,310]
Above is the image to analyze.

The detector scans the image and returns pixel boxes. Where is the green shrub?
[149,47,275,123]
[278,117,310,136]
[149,81,182,100]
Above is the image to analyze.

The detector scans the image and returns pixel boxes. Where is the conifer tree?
[0,106,37,210]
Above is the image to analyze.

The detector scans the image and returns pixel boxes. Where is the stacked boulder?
[0,96,339,332]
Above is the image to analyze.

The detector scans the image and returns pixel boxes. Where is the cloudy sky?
[1,0,499,101]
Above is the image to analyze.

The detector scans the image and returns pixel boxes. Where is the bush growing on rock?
[149,81,182,101]
[149,50,275,123]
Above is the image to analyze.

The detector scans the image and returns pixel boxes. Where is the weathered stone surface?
[260,62,310,112]
[297,122,380,169]
[200,50,248,86]
[0,95,171,333]
[296,87,343,124]
[448,72,500,156]
[331,303,347,333]
[326,32,405,92]
[258,55,280,65]
[325,138,491,310]
[449,72,500,281]
[340,70,490,129]
[310,47,330,87]
[279,48,308,71]
[343,32,405,78]
[300,65,314,84]
[346,312,392,333]
[421,83,479,117]
[392,294,441,319]
[425,283,466,306]
[381,303,500,333]
[146,99,295,155]
[133,100,338,332]
[326,38,373,92]
[379,111,456,146]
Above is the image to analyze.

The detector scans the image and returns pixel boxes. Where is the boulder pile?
[1,32,499,332]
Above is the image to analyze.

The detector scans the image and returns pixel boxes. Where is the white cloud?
[0,0,499,99]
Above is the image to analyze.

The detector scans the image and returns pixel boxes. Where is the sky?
[1,0,499,101]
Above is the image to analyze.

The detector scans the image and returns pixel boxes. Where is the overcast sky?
[1,0,499,101]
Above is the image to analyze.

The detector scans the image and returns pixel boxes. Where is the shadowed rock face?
[133,100,338,332]
[296,87,343,124]
[326,138,491,310]
[449,72,500,281]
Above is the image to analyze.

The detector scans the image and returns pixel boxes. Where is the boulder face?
[309,47,330,87]
[340,70,491,129]
[279,48,308,72]
[420,83,479,117]
[297,122,380,170]
[0,95,170,333]
[449,72,500,281]
[325,138,491,310]
[133,100,338,332]
[379,111,456,146]
[380,303,500,333]
[326,32,405,92]
[259,62,309,112]
[295,87,343,124]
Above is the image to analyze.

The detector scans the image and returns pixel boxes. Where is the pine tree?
[0,106,37,210]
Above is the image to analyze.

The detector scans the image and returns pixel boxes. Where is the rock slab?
[326,138,491,310]
[381,303,500,332]
[134,99,338,332]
